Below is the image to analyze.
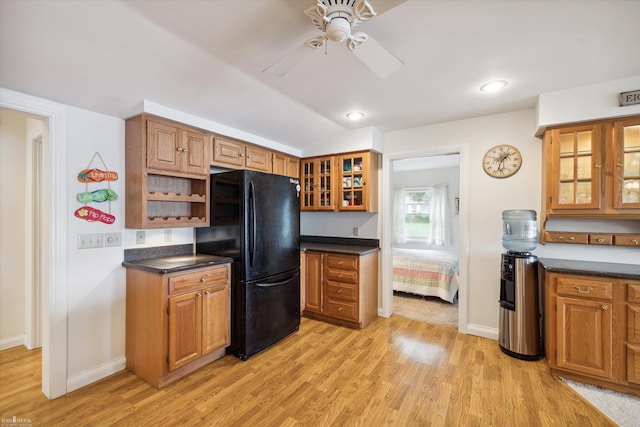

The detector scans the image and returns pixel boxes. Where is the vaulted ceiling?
[1,0,639,152]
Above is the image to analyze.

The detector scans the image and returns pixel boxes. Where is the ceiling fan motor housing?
[306,0,377,43]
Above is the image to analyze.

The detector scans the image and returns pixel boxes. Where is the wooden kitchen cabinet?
[125,114,210,229]
[337,151,378,212]
[303,250,378,329]
[125,263,231,388]
[211,136,272,173]
[541,115,640,245]
[544,271,640,395]
[300,156,336,211]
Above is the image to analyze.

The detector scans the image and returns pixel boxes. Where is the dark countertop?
[539,258,640,280]
[300,242,380,256]
[122,254,232,274]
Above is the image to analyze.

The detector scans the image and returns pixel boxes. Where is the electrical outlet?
[353,227,359,237]
[78,233,104,249]
[104,232,122,247]
[164,229,172,242]
[136,230,145,245]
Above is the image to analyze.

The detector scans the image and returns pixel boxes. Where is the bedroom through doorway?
[391,154,460,328]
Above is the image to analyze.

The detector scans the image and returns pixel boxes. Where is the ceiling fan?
[263,0,404,79]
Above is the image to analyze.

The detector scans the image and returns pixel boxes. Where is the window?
[403,188,432,240]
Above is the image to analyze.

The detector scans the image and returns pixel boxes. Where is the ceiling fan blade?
[352,34,403,79]
[262,43,316,77]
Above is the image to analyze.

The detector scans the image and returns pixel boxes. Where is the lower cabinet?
[303,250,378,329]
[545,271,640,396]
[125,263,231,388]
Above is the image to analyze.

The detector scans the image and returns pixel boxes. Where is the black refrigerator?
[195,170,301,360]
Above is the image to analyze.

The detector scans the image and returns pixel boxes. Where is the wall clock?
[482,144,522,178]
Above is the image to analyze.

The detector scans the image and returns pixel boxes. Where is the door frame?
[380,146,470,333]
[1,88,69,399]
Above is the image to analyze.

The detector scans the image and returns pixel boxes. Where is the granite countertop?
[122,244,232,274]
[539,258,640,280]
[300,236,380,256]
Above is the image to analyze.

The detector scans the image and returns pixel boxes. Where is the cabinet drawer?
[325,254,358,271]
[556,276,613,301]
[614,234,640,247]
[629,305,640,343]
[326,282,357,302]
[629,283,640,303]
[169,265,229,295]
[543,231,589,244]
[628,344,640,385]
[588,234,613,245]
[325,299,358,321]
[325,269,358,285]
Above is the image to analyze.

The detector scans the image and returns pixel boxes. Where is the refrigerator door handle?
[249,180,256,269]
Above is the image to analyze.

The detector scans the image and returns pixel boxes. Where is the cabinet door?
[627,344,640,385]
[213,137,245,167]
[168,291,202,371]
[546,124,602,211]
[316,158,335,211]
[300,159,315,210]
[245,145,271,172]
[147,120,181,172]
[272,152,286,176]
[614,117,640,210]
[339,153,368,211]
[182,130,209,175]
[556,296,612,380]
[202,284,230,354]
[305,252,323,313]
[286,156,300,179]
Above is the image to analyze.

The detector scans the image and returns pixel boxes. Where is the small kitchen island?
[122,244,232,388]
[539,258,640,396]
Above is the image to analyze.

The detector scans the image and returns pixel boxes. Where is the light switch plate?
[105,232,122,247]
[78,233,104,249]
[136,231,145,245]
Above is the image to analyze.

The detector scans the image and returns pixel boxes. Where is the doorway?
[389,154,461,327]
[0,89,69,399]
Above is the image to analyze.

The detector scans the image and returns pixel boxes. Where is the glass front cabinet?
[300,151,379,212]
[615,117,640,210]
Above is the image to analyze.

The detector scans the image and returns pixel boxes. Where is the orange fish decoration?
[74,206,116,224]
[77,168,118,183]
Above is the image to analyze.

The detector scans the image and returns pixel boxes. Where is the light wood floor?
[0,316,613,426]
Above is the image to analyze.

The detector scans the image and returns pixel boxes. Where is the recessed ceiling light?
[346,111,365,120]
[480,80,508,93]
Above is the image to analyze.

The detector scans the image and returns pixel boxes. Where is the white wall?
[0,108,27,349]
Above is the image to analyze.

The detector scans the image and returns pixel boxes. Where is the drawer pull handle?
[632,239,639,246]
[602,304,608,310]
[200,277,207,283]
[337,289,343,294]
[205,290,210,295]
[574,285,593,294]
[338,261,343,265]
[338,307,343,312]
[558,236,574,240]
[596,238,604,243]
[196,292,202,297]
[594,164,602,168]
[338,274,343,278]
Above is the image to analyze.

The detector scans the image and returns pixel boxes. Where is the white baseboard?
[466,323,499,340]
[0,335,25,351]
[66,356,126,393]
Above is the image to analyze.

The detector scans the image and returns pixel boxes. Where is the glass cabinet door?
[318,158,333,210]
[615,118,640,209]
[340,155,366,210]
[551,125,601,210]
[301,160,314,209]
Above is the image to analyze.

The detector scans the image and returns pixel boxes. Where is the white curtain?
[392,187,406,244]
[427,184,451,246]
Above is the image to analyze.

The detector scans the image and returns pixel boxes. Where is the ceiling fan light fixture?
[346,111,365,120]
[326,17,351,42]
[480,80,508,93]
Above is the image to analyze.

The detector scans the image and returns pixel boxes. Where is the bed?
[392,248,459,303]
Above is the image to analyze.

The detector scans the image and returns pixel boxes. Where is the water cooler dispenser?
[498,210,542,360]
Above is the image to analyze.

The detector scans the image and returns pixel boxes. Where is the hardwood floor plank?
[0,316,616,426]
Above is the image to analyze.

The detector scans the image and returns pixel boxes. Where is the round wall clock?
[482,144,522,178]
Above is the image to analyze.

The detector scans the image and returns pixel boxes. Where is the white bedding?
[392,248,459,303]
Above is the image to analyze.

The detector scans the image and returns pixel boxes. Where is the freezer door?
[245,171,300,281]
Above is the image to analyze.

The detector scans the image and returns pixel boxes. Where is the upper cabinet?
[541,115,640,246]
[211,136,271,173]
[300,151,379,213]
[125,115,210,229]
[543,116,640,217]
